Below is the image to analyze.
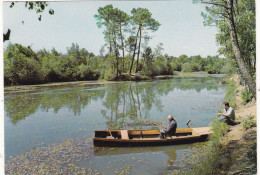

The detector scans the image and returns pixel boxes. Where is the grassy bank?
[168,74,256,175]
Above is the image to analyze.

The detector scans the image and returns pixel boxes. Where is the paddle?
[186,119,191,127]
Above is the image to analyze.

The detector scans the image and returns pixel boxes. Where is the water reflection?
[93,144,191,165]
[5,77,223,126]
[4,77,226,174]
[100,78,222,130]
[5,85,106,124]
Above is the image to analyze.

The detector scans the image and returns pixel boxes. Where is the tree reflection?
[5,86,106,124]
[101,77,222,130]
[5,77,223,125]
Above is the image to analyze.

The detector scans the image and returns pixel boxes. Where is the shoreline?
[168,74,256,174]
[4,72,226,94]
[216,75,256,174]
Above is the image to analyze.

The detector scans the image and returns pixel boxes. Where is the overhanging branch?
[201,0,229,9]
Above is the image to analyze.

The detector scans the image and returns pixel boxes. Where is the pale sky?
[3,0,219,57]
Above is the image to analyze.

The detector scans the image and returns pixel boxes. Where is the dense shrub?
[4,43,236,85]
[4,53,44,85]
[181,63,193,72]
[241,88,253,104]
[4,43,99,85]
[242,115,256,130]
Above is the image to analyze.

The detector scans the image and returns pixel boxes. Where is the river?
[4,77,226,174]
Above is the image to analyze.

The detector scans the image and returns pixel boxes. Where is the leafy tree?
[112,8,129,69]
[130,8,160,73]
[95,5,130,78]
[4,45,44,85]
[141,47,154,75]
[94,5,115,53]
[201,0,256,98]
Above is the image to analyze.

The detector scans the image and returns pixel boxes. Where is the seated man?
[217,101,235,124]
[160,115,177,139]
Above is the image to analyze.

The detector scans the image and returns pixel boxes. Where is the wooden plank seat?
[120,130,129,139]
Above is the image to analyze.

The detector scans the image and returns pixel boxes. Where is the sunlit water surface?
[5,77,226,174]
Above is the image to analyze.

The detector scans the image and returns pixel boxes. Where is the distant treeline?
[4,43,236,85]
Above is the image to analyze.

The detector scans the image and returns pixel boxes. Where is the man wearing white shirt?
[217,101,235,124]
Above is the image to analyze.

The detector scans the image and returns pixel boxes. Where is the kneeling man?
[217,101,235,124]
[160,115,177,139]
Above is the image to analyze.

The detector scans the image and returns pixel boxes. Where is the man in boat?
[160,115,177,139]
[217,101,235,124]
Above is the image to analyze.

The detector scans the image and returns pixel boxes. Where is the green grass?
[242,115,256,130]
[241,88,253,104]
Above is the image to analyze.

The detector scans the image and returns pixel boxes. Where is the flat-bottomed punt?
[93,127,212,147]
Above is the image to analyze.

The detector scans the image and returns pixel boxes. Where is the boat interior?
[94,128,194,140]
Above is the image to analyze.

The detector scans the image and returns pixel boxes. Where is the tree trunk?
[135,26,142,73]
[129,29,140,74]
[109,32,112,53]
[129,85,137,117]
[113,31,119,78]
[226,0,256,98]
[119,24,125,70]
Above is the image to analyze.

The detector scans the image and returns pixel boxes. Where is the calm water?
[4,77,226,174]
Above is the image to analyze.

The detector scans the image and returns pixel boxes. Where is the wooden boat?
[93,127,212,147]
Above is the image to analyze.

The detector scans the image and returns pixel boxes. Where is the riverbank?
[4,71,226,94]
[169,74,257,174]
[216,75,256,174]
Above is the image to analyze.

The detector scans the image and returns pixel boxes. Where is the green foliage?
[224,80,237,108]
[4,41,237,86]
[4,44,44,85]
[4,43,99,85]
[131,8,160,31]
[241,88,253,104]
[171,55,236,74]
[242,115,256,130]
[202,0,256,74]
[209,119,229,144]
[181,63,194,72]
[10,2,54,21]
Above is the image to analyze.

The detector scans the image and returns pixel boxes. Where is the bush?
[242,115,256,130]
[171,62,182,71]
[74,64,99,80]
[181,63,193,72]
[44,70,60,82]
[4,53,44,85]
[220,60,236,75]
[241,88,253,104]
[103,67,115,80]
